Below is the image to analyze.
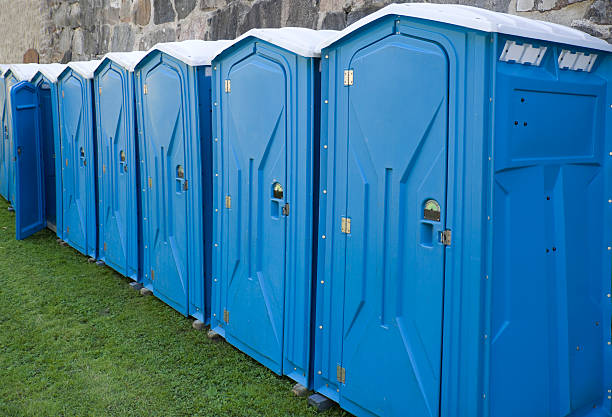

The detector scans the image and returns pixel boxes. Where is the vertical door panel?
[6,76,17,204]
[38,83,57,228]
[339,35,449,417]
[98,67,129,275]
[11,82,45,240]
[61,75,88,253]
[142,62,189,314]
[224,55,287,373]
[0,77,7,200]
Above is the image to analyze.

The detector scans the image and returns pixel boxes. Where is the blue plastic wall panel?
[210,39,319,388]
[489,36,611,417]
[10,81,46,240]
[0,75,7,200]
[57,69,98,258]
[50,79,63,239]
[32,74,60,232]
[5,73,19,205]
[316,16,493,417]
[94,61,139,281]
[134,52,209,320]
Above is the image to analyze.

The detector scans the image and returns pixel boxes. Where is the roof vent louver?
[499,41,547,66]
[558,49,597,72]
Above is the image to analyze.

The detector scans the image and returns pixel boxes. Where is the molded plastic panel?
[5,74,18,204]
[0,76,7,200]
[318,31,449,417]
[490,52,609,417]
[37,81,57,229]
[212,40,319,388]
[10,81,45,240]
[137,55,190,316]
[58,70,97,258]
[94,62,139,281]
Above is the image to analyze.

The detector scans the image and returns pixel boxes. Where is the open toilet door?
[10,81,45,240]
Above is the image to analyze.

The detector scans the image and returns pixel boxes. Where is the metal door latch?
[341,217,351,234]
[440,229,451,246]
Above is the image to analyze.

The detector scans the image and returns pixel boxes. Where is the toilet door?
[339,33,449,417]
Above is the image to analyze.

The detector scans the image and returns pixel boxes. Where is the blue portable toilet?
[314,4,612,417]
[0,64,8,201]
[30,64,66,234]
[94,51,146,281]
[134,40,231,321]
[57,60,101,258]
[4,64,40,207]
[210,28,337,388]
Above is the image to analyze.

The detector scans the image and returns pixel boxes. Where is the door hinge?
[62,90,64,98]
[148,177,152,188]
[98,87,102,95]
[102,164,106,174]
[341,217,351,234]
[282,203,289,216]
[225,195,231,209]
[336,365,346,384]
[183,180,188,191]
[343,69,354,86]
[143,84,148,95]
[224,79,231,93]
[103,242,107,252]
[440,229,452,246]
[223,309,229,323]
[66,226,69,234]
[151,269,155,281]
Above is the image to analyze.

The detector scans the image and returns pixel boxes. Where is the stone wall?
[0,0,609,64]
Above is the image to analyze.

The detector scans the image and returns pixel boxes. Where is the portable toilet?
[4,64,40,207]
[57,60,101,258]
[93,52,146,281]
[8,64,65,240]
[209,28,337,388]
[134,40,231,321]
[30,64,66,234]
[0,64,9,201]
[313,4,612,417]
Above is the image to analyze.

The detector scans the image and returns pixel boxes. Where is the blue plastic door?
[38,82,57,229]
[222,53,287,373]
[60,76,89,253]
[338,34,449,416]
[11,82,45,240]
[98,68,130,275]
[142,63,189,314]
[0,78,7,200]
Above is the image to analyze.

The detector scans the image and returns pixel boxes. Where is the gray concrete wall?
[0,0,609,64]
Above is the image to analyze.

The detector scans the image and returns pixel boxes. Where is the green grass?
[0,199,346,417]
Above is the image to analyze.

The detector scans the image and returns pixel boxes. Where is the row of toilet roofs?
[1,4,612,417]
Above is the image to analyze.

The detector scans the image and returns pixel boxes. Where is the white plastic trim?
[65,60,102,79]
[7,63,40,82]
[213,27,338,59]
[33,63,67,83]
[136,40,234,69]
[96,51,147,73]
[499,41,547,66]
[558,49,598,72]
[318,3,612,53]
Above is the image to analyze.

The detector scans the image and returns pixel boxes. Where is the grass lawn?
[0,199,346,417]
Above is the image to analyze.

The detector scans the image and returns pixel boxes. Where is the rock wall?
[0,0,609,64]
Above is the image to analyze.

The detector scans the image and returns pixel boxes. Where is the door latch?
[440,229,451,246]
[282,203,289,216]
[341,217,351,234]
